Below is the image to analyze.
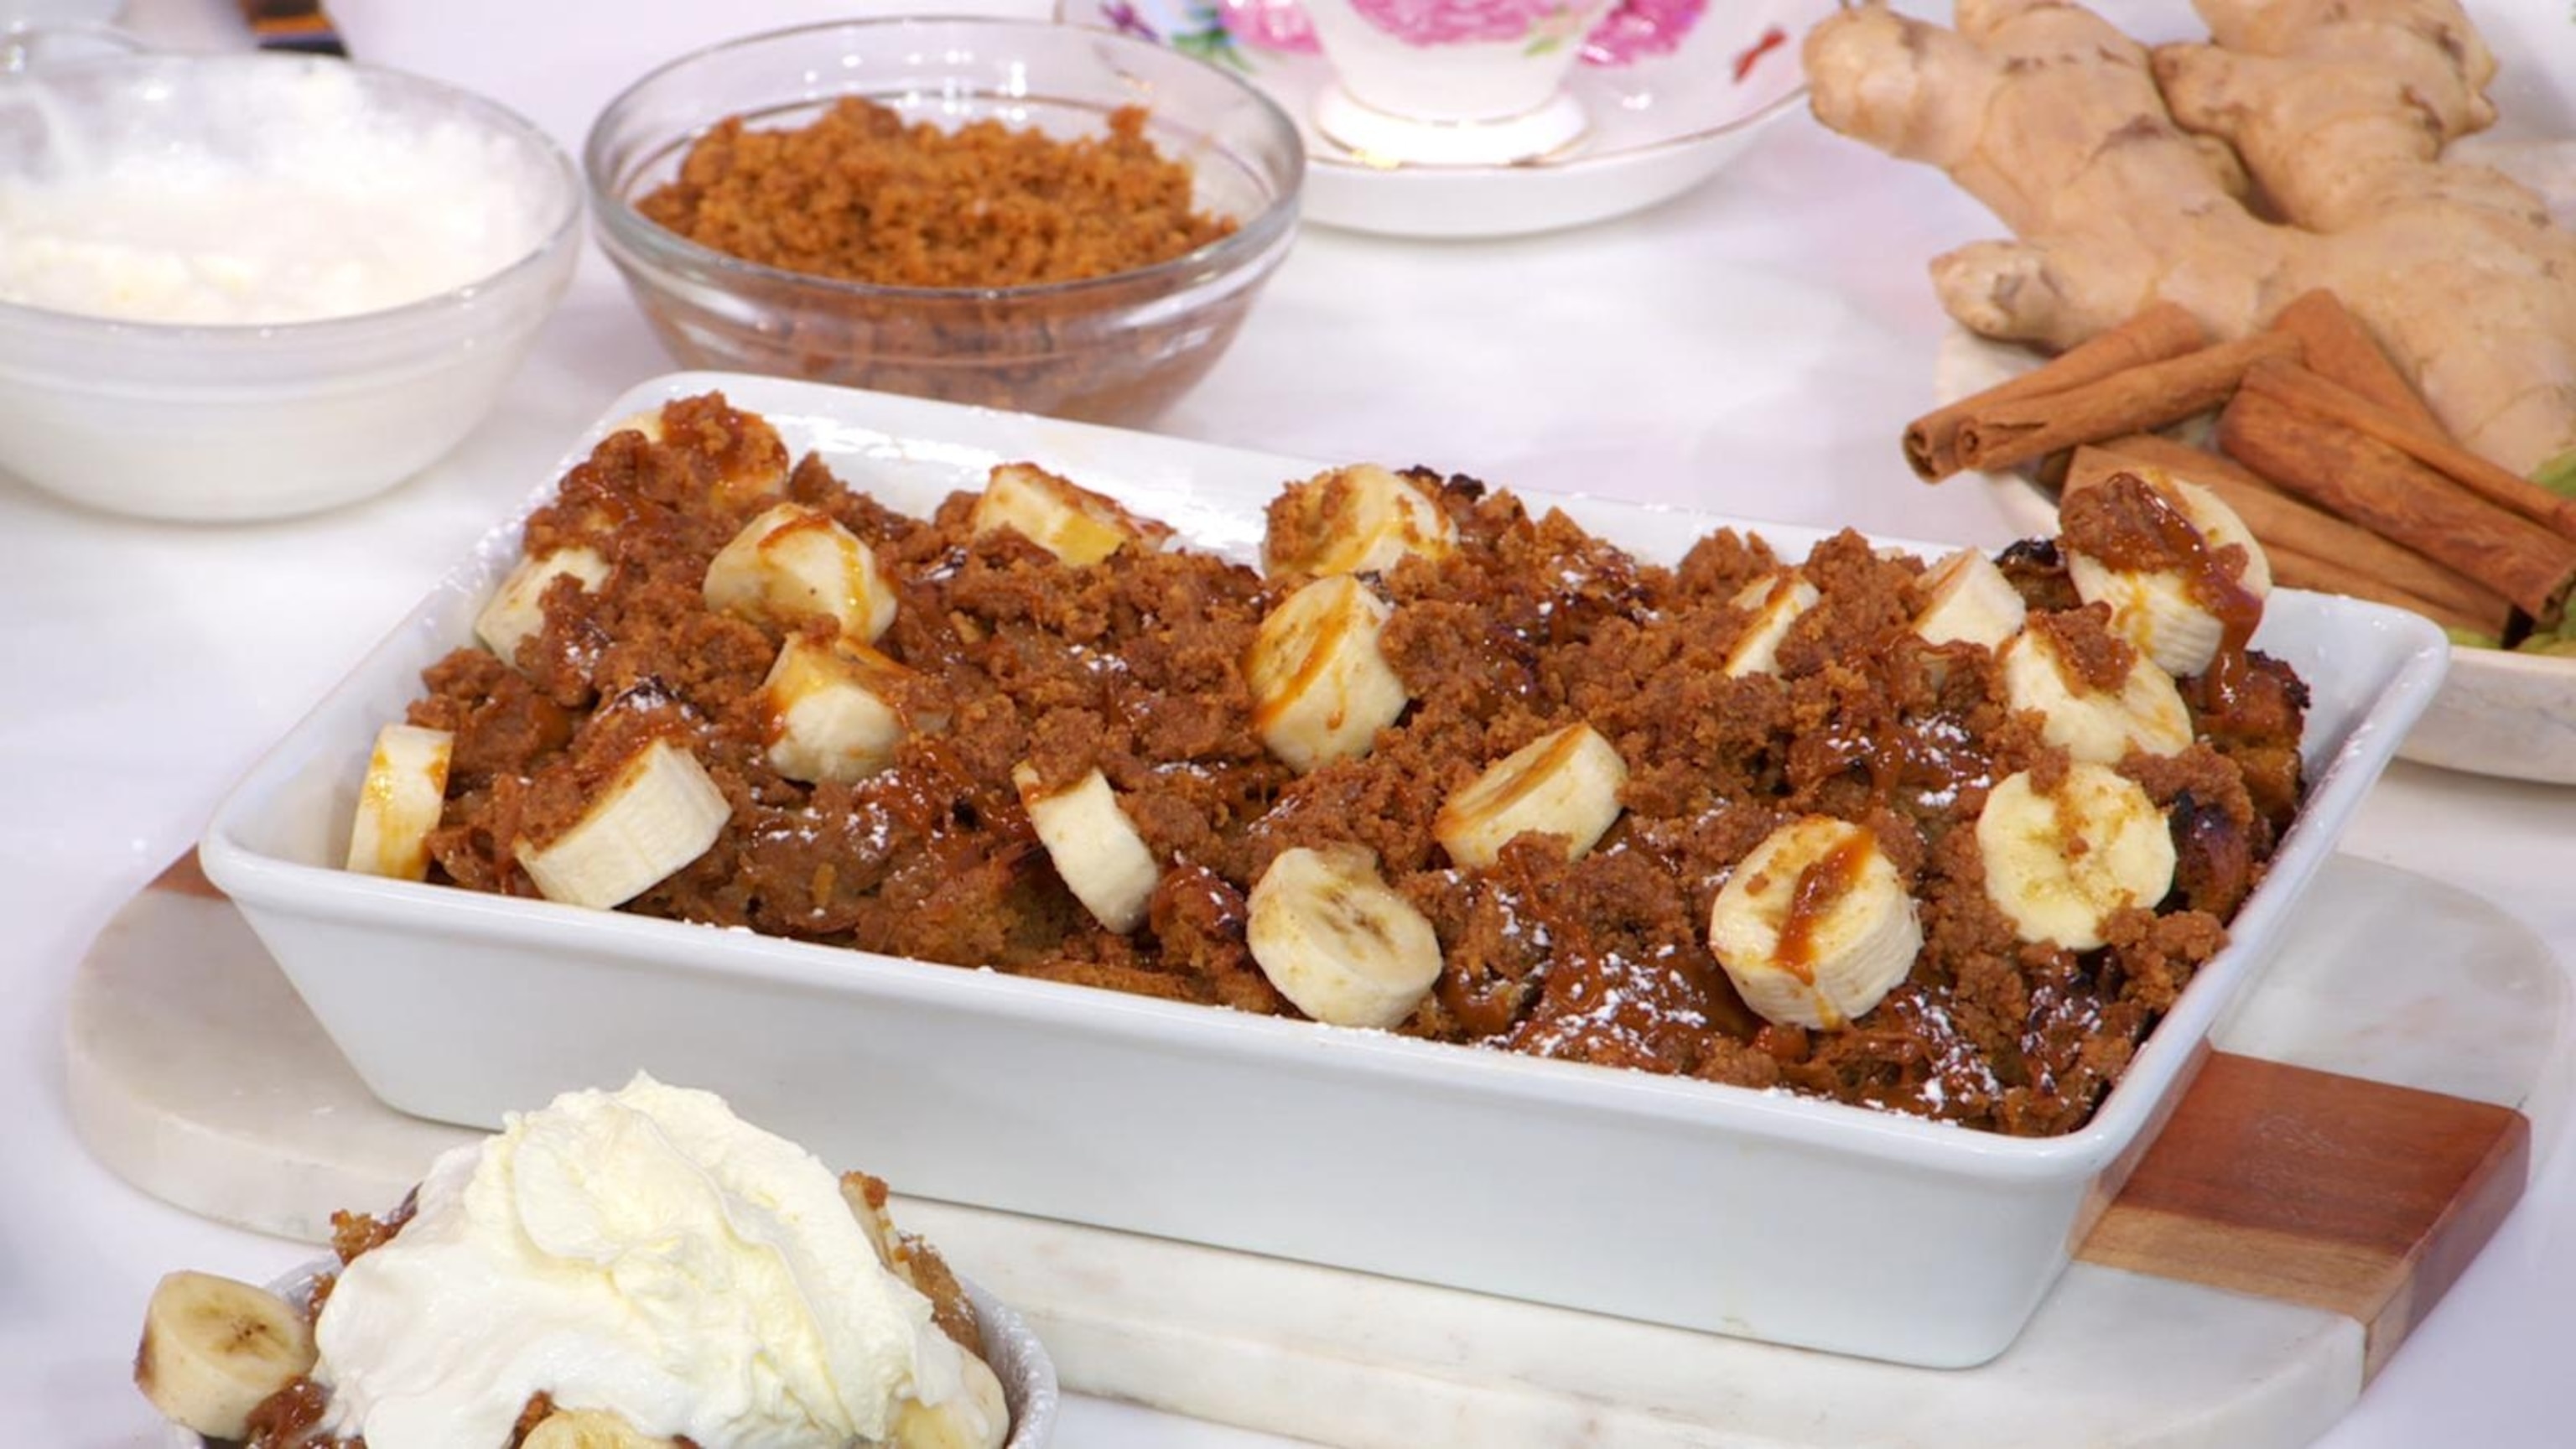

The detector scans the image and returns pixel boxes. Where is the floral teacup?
[1298,0,1621,163]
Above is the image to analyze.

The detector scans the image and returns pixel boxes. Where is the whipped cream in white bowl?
[168,1075,1057,1448]
[0,44,579,521]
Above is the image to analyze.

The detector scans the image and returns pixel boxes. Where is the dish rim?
[197,369,2452,1188]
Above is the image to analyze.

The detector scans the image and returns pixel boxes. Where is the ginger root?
[1805,0,2576,477]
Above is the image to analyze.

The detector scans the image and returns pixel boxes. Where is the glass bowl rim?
[0,49,584,342]
[581,13,1306,310]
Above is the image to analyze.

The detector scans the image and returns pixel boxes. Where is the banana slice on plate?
[704,502,899,643]
[1247,844,1443,1029]
[1999,626,2194,764]
[1721,573,1822,678]
[1977,763,2177,951]
[892,1356,1010,1449]
[1911,548,2026,648]
[1433,722,1628,870]
[1261,464,1457,579]
[760,636,916,784]
[1013,763,1161,933]
[516,740,731,909]
[2064,467,2271,678]
[971,461,1169,567]
[134,1270,317,1440]
[345,722,454,880]
[521,1409,682,1449]
[476,547,612,667]
[1244,574,1411,772]
[1706,817,1921,1030]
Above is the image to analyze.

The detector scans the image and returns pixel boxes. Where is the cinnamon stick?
[2237,358,2576,543]
[1954,333,2298,476]
[2264,544,2501,637]
[2069,444,2515,634]
[2217,388,2576,623]
[1905,301,2206,482]
[2092,434,2282,497]
[2264,289,2449,440]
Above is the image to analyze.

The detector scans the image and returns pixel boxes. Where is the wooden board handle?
[2078,1051,2528,1380]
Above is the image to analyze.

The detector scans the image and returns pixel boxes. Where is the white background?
[1,0,2568,1444]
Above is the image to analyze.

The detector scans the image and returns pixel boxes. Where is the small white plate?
[1056,0,1834,237]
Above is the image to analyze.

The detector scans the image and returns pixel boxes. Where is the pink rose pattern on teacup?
[1580,0,1706,65]
[1213,0,1707,64]
[1342,0,1587,48]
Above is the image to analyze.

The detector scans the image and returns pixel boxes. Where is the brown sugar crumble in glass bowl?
[637,100,1239,290]
[584,18,1304,425]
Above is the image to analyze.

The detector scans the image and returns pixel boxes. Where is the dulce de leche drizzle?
[2063,473,2263,704]
[759,510,875,621]
[1774,830,1873,984]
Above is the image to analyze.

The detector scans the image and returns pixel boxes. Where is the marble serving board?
[67,852,2570,1448]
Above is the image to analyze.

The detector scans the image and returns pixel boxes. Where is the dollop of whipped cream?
[313,1074,966,1449]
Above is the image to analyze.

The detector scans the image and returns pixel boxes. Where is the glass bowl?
[0,45,582,522]
[584,17,1303,427]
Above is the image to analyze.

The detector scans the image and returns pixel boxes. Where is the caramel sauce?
[1249,589,1354,730]
[1478,727,1583,813]
[759,509,874,620]
[1774,831,1871,983]
[2068,473,2263,704]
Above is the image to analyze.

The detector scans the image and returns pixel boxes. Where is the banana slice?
[1246,844,1443,1029]
[1721,573,1822,678]
[1911,548,2027,648]
[2065,470,2272,678]
[1976,763,2177,951]
[1433,723,1628,870]
[1998,626,2194,765]
[617,403,791,505]
[760,636,915,784]
[345,722,454,880]
[475,547,613,667]
[133,1270,317,1440]
[893,1353,1010,1449]
[1261,464,1457,579]
[521,1409,682,1449]
[1244,574,1411,773]
[516,740,731,909]
[1013,763,1161,933]
[970,462,1168,567]
[1706,817,1921,1031]
[704,502,898,643]
[837,1174,906,1275]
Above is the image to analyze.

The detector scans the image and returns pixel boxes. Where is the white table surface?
[3,1,2569,1444]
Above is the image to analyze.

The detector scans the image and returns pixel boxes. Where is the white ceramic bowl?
[0,48,581,521]
[165,1261,1060,1447]
[200,372,2446,1368]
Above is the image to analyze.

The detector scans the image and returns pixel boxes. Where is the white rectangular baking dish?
[200,372,2449,1368]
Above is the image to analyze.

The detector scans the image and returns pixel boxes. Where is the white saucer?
[1057,0,1836,238]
